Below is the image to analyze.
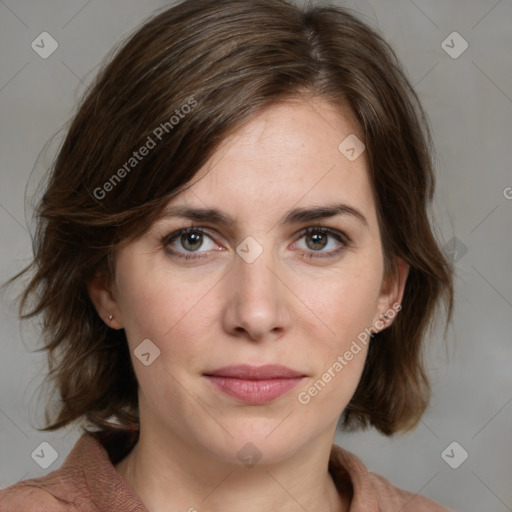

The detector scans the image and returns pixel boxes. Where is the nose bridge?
[234,234,279,300]
[223,234,287,340]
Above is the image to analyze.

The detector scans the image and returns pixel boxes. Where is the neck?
[114,424,348,512]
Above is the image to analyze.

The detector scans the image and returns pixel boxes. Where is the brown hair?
[4,0,453,437]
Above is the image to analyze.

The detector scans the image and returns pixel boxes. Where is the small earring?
[108,314,113,323]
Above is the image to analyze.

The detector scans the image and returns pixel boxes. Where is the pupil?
[182,232,202,251]
[308,232,326,250]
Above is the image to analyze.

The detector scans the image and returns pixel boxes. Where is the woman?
[1,0,454,510]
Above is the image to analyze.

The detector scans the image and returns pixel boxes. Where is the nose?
[221,242,290,342]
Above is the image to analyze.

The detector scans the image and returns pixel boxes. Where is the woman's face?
[95,99,407,465]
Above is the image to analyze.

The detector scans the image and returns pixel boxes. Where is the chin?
[193,416,314,467]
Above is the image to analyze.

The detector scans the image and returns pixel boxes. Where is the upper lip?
[204,364,305,380]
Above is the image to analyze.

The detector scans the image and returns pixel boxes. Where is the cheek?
[291,252,382,413]
[294,273,376,417]
[114,260,217,402]
[114,250,219,345]
[297,255,383,348]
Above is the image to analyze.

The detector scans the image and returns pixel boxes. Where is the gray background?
[0,1,511,511]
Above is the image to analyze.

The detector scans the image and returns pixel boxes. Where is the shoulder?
[0,428,142,512]
[0,432,98,512]
[329,443,452,511]
[368,471,453,511]
[0,477,80,512]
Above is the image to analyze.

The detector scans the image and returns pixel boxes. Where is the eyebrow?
[158,202,368,228]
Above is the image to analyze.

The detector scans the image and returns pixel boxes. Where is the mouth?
[203,364,306,405]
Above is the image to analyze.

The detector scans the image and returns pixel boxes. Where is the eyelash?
[162,226,351,261]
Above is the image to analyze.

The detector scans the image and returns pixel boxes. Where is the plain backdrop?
[1,1,511,511]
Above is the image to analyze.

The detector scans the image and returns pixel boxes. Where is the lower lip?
[205,376,304,404]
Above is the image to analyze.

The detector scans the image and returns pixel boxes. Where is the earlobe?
[87,271,123,329]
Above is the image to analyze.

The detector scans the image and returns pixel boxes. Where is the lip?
[204,364,305,404]
[205,364,305,379]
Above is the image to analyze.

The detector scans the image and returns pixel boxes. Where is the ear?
[87,270,123,330]
[372,256,409,334]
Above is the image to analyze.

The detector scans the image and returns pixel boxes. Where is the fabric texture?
[0,429,452,511]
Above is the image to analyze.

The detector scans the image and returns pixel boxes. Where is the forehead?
[165,99,376,227]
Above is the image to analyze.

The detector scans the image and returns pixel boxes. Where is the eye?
[162,226,350,261]
[293,227,350,258]
[163,227,220,260]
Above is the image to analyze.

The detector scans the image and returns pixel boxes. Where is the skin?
[88,98,409,512]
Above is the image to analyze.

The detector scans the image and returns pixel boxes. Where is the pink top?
[0,428,451,511]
